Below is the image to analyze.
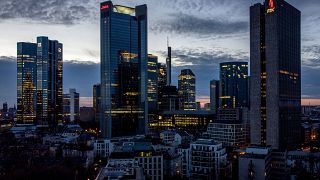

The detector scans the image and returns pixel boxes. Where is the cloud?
[151,13,248,38]
[157,47,248,98]
[0,58,99,107]
[0,0,96,25]
[302,45,320,69]
[158,47,248,68]
[0,56,15,62]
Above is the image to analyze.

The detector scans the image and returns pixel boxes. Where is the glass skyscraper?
[250,0,301,150]
[36,36,63,127]
[147,54,158,124]
[100,1,148,138]
[219,62,249,108]
[147,54,158,112]
[17,42,37,123]
[157,63,167,88]
[178,69,196,111]
[17,37,63,126]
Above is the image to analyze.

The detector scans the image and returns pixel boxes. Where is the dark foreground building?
[100,1,148,138]
[250,0,301,150]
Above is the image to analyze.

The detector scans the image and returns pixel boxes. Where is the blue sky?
[0,0,320,107]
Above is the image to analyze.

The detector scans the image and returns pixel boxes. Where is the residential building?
[189,138,228,179]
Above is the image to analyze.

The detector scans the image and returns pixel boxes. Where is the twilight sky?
[0,0,320,107]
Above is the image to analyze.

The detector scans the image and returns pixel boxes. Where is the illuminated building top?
[114,5,135,15]
[267,0,275,13]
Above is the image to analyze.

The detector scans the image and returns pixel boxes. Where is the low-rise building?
[94,139,114,158]
[160,130,182,146]
[96,159,145,180]
[190,138,228,179]
[238,146,272,180]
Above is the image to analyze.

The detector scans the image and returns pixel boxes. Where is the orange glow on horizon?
[196,96,320,107]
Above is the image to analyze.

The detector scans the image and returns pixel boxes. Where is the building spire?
[166,37,171,86]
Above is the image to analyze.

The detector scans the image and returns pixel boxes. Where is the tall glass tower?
[17,42,37,124]
[147,54,158,113]
[219,62,249,108]
[178,69,196,110]
[36,36,63,127]
[100,1,148,138]
[250,0,301,150]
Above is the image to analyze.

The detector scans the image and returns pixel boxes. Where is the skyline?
[0,0,320,107]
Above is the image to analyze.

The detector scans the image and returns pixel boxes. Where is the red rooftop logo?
[101,5,109,10]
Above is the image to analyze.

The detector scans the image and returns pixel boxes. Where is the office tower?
[148,54,158,112]
[250,0,301,150]
[158,63,167,88]
[178,69,196,110]
[93,84,101,125]
[166,45,172,86]
[158,86,180,112]
[100,1,148,138]
[63,89,80,123]
[17,42,37,123]
[210,80,219,113]
[36,36,63,127]
[219,62,248,108]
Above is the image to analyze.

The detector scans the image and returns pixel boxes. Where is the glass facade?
[148,55,158,124]
[17,37,62,126]
[147,54,158,112]
[157,63,167,88]
[36,36,63,127]
[250,0,301,150]
[219,62,249,108]
[100,1,148,138]
[17,42,37,123]
[178,69,196,111]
